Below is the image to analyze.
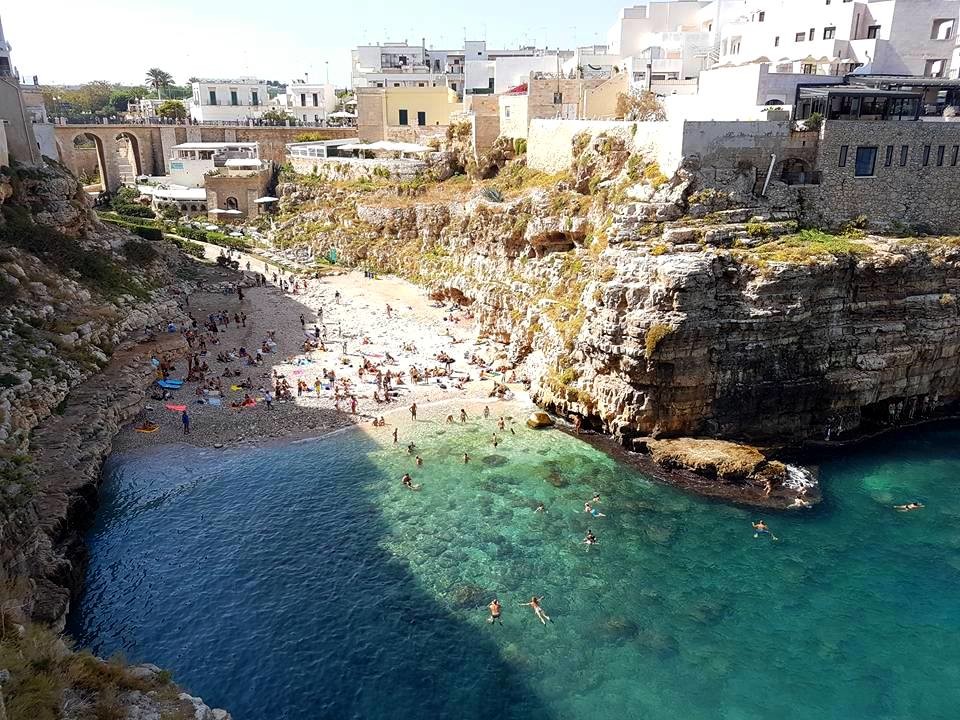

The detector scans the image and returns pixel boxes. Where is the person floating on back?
[519,596,551,625]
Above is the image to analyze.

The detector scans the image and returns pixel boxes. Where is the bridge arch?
[72,133,108,194]
[115,131,143,180]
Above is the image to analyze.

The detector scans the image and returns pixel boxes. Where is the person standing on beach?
[264,389,274,409]
[393,428,398,444]
[181,409,190,435]
[351,396,358,414]
[335,290,341,304]
[460,408,467,423]
[386,304,392,319]
[410,402,417,421]
[483,406,490,419]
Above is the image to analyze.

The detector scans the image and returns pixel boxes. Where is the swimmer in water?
[463,452,470,464]
[583,529,598,548]
[752,520,778,540]
[492,433,499,448]
[392,428,398,444]
[498,417,506,431]
[446,414,454,424]
[487,598,502,625]
[519,595,551,625]
[401,473,413,488]
[584,502,606,518]
[416,455,423,466]
[591,493,601,504]
[534,502,546,513]
[407,442,416,454]
[895,502,925,512]
[483,406,490,419]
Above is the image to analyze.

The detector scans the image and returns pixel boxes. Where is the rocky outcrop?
[0,160,230,718]
[274,160,960,453]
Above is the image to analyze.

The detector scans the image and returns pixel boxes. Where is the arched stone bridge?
[53,124,354,192]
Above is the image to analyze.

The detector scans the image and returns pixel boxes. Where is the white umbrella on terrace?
[329,110,357,118]
[222,209,243,215]
[208,208,226,214]
[254,196,279,203]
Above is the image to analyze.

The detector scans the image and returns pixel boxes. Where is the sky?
[3,0,633,88]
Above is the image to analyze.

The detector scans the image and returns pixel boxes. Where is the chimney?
[32,74,38,85]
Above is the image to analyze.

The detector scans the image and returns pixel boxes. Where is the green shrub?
[1,205,142,297]
[650,243,668,256]
[167,235,206,258]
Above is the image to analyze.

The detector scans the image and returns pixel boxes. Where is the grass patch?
[748,229,874,264]
[645,323,674,359]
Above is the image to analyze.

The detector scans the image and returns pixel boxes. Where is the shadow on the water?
[68,431,557,720]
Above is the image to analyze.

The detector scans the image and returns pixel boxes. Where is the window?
[553,91,563,104]
[251,91,259,106]
[931,18,955,40]
[504,106,511,118]
[758,11,765,21]
[937,145,946,166]
[312,93,319,106]
[802,64,816,74]
[952,145,959,166]
[230,90,238,106]
[300,93,306,106]
[393,82,400,87]
[417,111,426,126]
[809,28,815,40]
[923,145,931,165]
[795,32,806,42]
[924,59,947,77]
[839,145,849,166]
[774,36,780,46]
[900,145,909,166]
[867,25,880,39]
[417,82,425,87]
[398,109,408,126]
[824,27,836,39]
[208,89,217,105]
[884,145,894,166]
[854,146,877,177]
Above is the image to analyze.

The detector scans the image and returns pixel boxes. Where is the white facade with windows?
[352,40,556,98]
[189,79,269,123]
[717,0,960,78]
[284,80,337,122]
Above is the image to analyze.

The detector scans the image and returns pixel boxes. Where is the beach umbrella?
[254,196,279,203]
[209,208,226,214]
[204,224,218,230]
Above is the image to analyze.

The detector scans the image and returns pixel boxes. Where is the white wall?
[464,60,495,92]
[493,56,561,94]
[527,118,686,176]
[32,122,56,159]
[0,121,8,167]
[168,157,214,187]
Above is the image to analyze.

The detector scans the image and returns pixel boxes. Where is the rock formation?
[0,161,230,718]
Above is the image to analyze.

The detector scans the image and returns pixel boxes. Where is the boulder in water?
[526,411,554,429]
[450,583,488,609]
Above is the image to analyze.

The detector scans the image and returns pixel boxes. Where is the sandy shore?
[114,245,525,452]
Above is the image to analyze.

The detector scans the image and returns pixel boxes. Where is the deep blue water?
[68,415,960,719]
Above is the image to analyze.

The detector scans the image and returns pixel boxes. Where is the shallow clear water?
[68,414,960,720]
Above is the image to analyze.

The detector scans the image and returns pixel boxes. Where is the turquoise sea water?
[68,414,960,720]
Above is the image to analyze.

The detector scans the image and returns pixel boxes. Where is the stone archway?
[115,131,143,181]
[72,133,107,193]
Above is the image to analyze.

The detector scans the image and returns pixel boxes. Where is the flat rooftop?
[172,142,259,150]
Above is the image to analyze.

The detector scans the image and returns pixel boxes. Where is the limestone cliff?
[273,135,960,452]
[0,161,230,718]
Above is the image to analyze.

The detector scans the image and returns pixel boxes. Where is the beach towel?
[231,385,243,391]
[207,397,222,407]
[157,380,182,390]
[164,404,187,412]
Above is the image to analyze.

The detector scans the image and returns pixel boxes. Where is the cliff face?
[0,161,231,718]
[274,142,960,448]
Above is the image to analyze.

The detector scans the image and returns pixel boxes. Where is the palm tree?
[145,68,174,99]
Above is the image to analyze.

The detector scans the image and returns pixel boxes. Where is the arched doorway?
[115,132,142,183]
[779,157,818,186]
[225,196,239,211]
[73,133,107,194]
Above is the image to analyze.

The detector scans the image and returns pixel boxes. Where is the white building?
[189,78,269,123]
[284,79,337,123]
[166,142,261,187]
[606,2,725,93]
[352,39,564,98]
[717,0,960,78]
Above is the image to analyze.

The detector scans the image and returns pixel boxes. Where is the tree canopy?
[145,68,174,98]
